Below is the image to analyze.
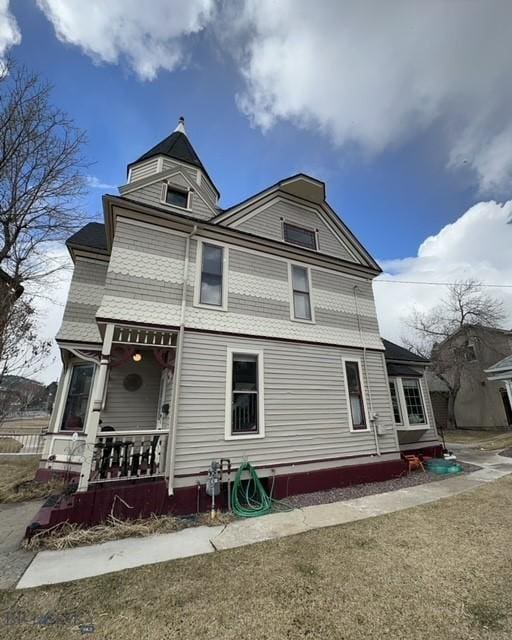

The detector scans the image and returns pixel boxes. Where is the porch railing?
[89,430,167,483]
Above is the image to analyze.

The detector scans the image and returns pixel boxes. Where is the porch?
[49,324,178,490]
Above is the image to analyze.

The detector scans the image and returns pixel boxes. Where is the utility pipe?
[353,285,380,456]
[168,223,198,494]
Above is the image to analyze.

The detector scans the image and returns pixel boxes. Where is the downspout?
[353,285,380,456]
[168,223,198,495]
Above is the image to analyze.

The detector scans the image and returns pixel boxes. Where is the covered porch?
[47,324,178,491]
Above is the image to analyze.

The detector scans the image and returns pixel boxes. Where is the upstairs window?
[344,360,368,431]
[226,350,265,439]
[199,242,225,307]
[165,184,189,209]
[402,378,426,425]
[283,222,317,250]
[290,265,313,321]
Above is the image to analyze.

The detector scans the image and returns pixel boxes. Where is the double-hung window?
[60,364,95,432]
[344,360,368,431]
[389,377,428,428]
[290,265,313,321]
[402,378,426,425]
[226,350,264,439]
[197,242,226,308]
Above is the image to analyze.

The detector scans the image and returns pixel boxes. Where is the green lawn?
[1,476,512,639]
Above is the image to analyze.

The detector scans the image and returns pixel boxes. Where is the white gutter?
[168,223,198,495]
[353,285,380,456]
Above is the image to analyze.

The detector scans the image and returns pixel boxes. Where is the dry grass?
[0,417,49,433]
[445,428,512,450]
[23,512,234,552]
[2,477,512,639]
[0,437,22,453]
[0,457,65,503]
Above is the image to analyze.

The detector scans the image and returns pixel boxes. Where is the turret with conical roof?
[121,117,219,220]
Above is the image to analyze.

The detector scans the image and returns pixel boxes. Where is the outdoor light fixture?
[132,350,142,363]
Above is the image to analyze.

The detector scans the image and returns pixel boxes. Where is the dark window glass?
[232,354,259,434]
[61,364,94,431]
[389,380,402,424]
[200,244,223,306]
[402,378,426,424]
[292,265,312,320]
[283,222,317,249]
[345,361,366,430]
[165,186,188,208]
[465,345,476,361]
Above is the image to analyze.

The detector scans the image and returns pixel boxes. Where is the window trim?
[288,262,316,324]
[388,378,403,426]
[282,219,318,251]
[160,182,192,211]
[390,376,429,430]
[225,348,265,440]
[342,357,371,433]
[193,239,229,311]
[58,362,96,434]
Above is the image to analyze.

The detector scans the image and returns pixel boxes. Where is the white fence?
[0,432,45,455]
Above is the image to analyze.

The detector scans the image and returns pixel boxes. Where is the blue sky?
[2,1,512,382]
[9,1,480,259]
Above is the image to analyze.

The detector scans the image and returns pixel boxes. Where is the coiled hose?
[231,461,293,518]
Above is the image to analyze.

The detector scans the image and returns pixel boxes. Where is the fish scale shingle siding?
[57,258,108,343]
[95,220,383,350]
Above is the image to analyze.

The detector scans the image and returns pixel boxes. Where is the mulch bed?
[285,461,480,508]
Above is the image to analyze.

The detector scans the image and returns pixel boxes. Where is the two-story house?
[34,119,440,528]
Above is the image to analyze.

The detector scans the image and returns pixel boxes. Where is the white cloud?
[87,175,117,190]
[36,0,216,80]
[230,0,512,194]
[374,200,512,345]
[0,0,21,60]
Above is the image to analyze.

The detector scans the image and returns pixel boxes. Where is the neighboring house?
[485,355,512,426]
[35,119,440,527]
[428,325,512,430]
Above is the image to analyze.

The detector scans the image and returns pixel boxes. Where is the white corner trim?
[193,238,229,312]
[342,356,371,433]
[288,262,316,324]
[224,347,265,440]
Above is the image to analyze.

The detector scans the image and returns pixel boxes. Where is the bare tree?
[0,61,87,336]
[403,279,506,429]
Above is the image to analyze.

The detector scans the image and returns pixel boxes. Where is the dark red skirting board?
[25,451,442,537]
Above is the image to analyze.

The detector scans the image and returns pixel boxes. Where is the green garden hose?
[231,461,293,518]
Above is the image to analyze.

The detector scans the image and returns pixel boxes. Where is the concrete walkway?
[16,450,512,589]
[0,500,42,589]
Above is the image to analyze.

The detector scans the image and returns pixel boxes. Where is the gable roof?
[485,354,512,375]
[66,222,108,251]
[383,339,428,363]
[212,174,381,272]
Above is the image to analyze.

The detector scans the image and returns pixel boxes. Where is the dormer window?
[164,183,189,209]
[283,222,317,250]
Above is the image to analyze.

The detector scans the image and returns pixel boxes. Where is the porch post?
[77,324,115,492]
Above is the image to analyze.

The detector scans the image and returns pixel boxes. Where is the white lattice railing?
[89,430,167,483]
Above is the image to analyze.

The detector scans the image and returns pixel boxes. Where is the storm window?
[60,364,95,432]
[283,222,317,250]
[200,243,224,307]
[344,360,367,431]
[291,265,312,321]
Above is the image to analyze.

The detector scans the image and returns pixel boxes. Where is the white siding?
[174,332,398,475]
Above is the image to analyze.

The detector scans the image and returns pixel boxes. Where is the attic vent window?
[283,222,317,250]
[165,184,189,209]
